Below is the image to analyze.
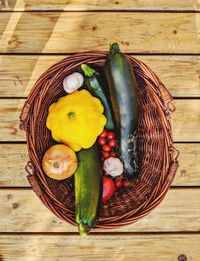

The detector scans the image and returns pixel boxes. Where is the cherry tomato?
[110,152,117,157]
[102,144,112,152]
[102,176,116,202]
[107,131,115,140]
[115,178,123,188]
[100,129,108,138]
[102,151,111,159]
[108,139,117,148]
[123,180,129,188]
[98,137,107,146]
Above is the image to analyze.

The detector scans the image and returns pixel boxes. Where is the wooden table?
[0,1,200,260]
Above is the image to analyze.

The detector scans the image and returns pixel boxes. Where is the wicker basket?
[19,51,179,230]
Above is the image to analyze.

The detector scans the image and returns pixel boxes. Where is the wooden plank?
[173,144,200,186]
[1,55,200,97]
[0,12,200,54]
[0,234,199,260]
[0,99,199,142]
[1,189,200,232]
[0,0,200,11]
[0,144,29,187]
[172,100,200,142]
[1,143,199,187]
[0,99,24,142]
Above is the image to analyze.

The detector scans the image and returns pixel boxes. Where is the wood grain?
[172,100,200,142]
[0,99,199,142]
[0,234,199,260]
[0,144,29,187]
[0,55,200,97]
[1,189,200,233]
[0,99,23,142]
[0,12,200,54]
[0,143,199,187]
[0,0,200,11]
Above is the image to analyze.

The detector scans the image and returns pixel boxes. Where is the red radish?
[110,152,117,157]
[102,176,116,202]
[108,139,117,148]
[115,178,123,188]
[107,131,115,140]
[98,137,107,146]
[100,129,108,138]
[102,144,112,152]
[102,151,111,159]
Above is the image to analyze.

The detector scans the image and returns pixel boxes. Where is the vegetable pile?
[42,43,139,236]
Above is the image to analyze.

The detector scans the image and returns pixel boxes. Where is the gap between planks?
[0,231,199,236]
[0,0,200,12]
[0,10,200,13]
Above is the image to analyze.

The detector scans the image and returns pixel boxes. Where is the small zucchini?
[104,43,139,178]
[75,143,102,236]
[81,64,115,130]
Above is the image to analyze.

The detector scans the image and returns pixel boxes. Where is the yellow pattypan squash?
[46,89,107,151]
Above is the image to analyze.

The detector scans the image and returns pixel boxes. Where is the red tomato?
[108,139,117,148]
[102,151,111,159]
[100,129,108,138]
[110,152,117,157]
[115,179,123,188]
[123,180,129,188]
[102,144,112,152]
[102,176,116,202]
[98,137,107,146]
[107,131,115,140]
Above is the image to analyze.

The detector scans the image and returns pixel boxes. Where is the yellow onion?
[42,144,78,180]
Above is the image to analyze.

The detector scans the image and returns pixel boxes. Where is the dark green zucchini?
[81,64,115,130]
[104,43,139,178]
[75,143,102,236]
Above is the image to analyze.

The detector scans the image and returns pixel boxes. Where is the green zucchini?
[81,64,115,130]
[75,143,102,236]
[104,43,139,178]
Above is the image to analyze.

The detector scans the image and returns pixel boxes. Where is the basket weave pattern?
[20,52,179,230]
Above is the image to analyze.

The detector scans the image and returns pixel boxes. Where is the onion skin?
[42,144,78,180]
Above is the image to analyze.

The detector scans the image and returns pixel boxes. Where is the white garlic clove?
[63,72,84,93]
[74,72,84,87]
[103,157,123,177]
